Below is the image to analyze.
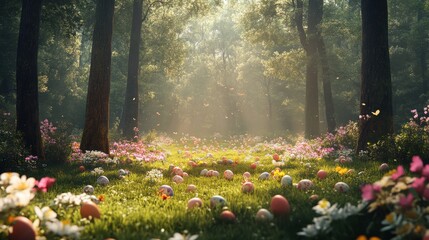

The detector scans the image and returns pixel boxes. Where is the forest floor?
[3,135,404,239]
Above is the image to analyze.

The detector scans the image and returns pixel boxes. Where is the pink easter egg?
[172,175,184,184]
[219,210,236,223]
[186,184,197,192]
[243,172,251,179]
[270,195,290,217]
[187,197,203,209]
[242,181,254,193]
[212,171,220,177]
[224,170,234,180]
[317,170,328,180]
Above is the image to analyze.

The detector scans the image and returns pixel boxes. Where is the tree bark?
[356,0,393,152]
[120,0,143,139]
[80,0,115,153]
[16,0,44,160]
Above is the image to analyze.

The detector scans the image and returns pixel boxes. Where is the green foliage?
[44,121,75,166]
[0,115,28,172]
[395,121,429,163]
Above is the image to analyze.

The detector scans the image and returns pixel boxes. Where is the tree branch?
[293,0,308,52]
[142,0,168,23]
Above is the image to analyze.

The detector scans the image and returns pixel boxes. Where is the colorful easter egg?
[273,153,280,161]
[219,210,236,223]
[186,184,197,192]
[159,185,174,196]
[83,185,94,195]
[250,162,257,169]
[224,170,234,180]
[281,175,293,187]
[255,208,274,222]
[187,197,203,209]
[243,172,251,179]
[182,172,189,178]
[297,179,313,191]
[309,194,319,201]
[200,169,208,176]
[172,175,184,184]
[317,170,328,180]
[258,172,270,180]
[80,201,101,219]
[334,182,350,193]
[9,216,36,240]
[379,163,389,171]
[79,165,85,172]
[212,171,220,177]
[118,169,127,176]
[242,181,254,193]
[206,170,214,177]
[210,195,227,208]
[270,195,290,217]
[96,176,109,186]
[172,167,183,176]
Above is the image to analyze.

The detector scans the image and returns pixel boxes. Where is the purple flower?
[410,156,423,173]
[391,165,404,181]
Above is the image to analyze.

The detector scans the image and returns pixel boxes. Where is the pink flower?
[391,165,404,181]
[361,184,376,201]
[422,165,429,179]
[410,156,423,173]
[412,177,426,194]
[35,177,56,192]
[423,188,429,200]
[398,193,414,210]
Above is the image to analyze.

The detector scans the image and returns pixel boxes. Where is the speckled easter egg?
[200,169,208,176]
[255,208,274,222]
[224,170,234,180]
[317,170,328,180]
[242,181,254,193]
[258,172,270,180]
[334,182,350,193]
[96,176,109,186]
[118,169,127,176]
[206,170,214,177]
[9,216,36,240]
[379,163,389,171]
[212,171,220,177]
[281,175,293,187]
[187,197,203,209]
[210,195,227,208]
[83,185,94,195]
[273,153,280,161]
[172,175,184,184]
[250,162,257,169]
[297,179,313,191]
[172,167,183,176]
[186,184,197,192]
[159,185,174,196]
[243,172,251,179]
[219,210,236,223]
[80,201,101,219]
[270,195,290,217]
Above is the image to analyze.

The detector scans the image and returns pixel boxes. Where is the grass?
[9,138,390,240]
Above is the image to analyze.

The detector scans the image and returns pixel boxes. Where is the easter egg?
[210,195,227,208]
[159,185,174,196]
[186,184,197,192]
[79,165,85,172]
[212,171,220,177]
[118,169,127,176]
[96,176,109,186]
[224,170,234,180]
[309,194,319,201]
[281,175,293,187]
[219,210,236,223]
[206,170,214,177]
[172,167,183,176]
[347,169,355,175]
[182,172,189,178]
[255,208,274,222]
[200,169,208,176]
[168,164,175,172]
[188,161,197,167]
[80,201,101,219]
[297,179,313,191]
[243,172,251,179]
[172,175,184,184]
[317,170,328,180]
[250,163,257,169]
[9,216,36,240]
[270,195,290,217]
[83,185,94,195]
[187,197,203,209]
[334,182,350,193]
[273,153,280,161]
[379,163,389,171]
[258,172,270,180]
[242,181,254,193]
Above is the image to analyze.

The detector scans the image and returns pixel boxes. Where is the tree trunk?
[317,36,336,133]
[120,0,143,139]
[16,0,44,160]
[356,0,393,152]
[417,0,428,97]
[304,0,321,139]
[80,0,115,154]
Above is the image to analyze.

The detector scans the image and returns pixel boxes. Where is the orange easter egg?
[270,195,290,217]
[80,201,101,219]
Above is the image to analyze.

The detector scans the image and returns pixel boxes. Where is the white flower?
[53,192,95,207]
[313,199,332,215]
[35,206,57,222]
[169,232,198,240]
[45,220,83,239]
[91,167,104,175]
[9,190,35,207]
[330,202,366,220]
[0,172,19,186]
[6,175,36,193]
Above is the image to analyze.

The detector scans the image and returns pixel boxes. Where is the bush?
[42,120,74,165]
[0,114,28,172]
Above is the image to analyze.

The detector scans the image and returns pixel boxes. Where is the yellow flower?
[356,235,381,240]
[335,166,348,175]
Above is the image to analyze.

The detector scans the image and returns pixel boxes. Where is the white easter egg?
[200,169,208,176]
[334,182,350,193]
[186,184,197,192]
[83,185,94,194]
[210,195,227,208]
[255,208,273,222]
[96,176,109,186]
[212,171,220,177]
[281,175,293,187]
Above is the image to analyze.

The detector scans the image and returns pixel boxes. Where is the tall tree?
[120,0,143,139]
[80,0,115,153]
[16,0,44,160]
[294,0,321,138]
[356,0,393,152]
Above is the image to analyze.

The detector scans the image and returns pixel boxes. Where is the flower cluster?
[360,156,429,239]
[53,192,99,208]
[40,119,57,144]
[298,199,366,238]
[110,140,166,163]
[145,169,164,182]
[35,206,83,239]
[24,155,38,169]
[91,167,104,176]
[0,173,36,212]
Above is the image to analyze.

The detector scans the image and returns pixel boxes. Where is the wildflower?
[335,166,348,175]
[361,184,378,201]
[422,165,429,179]
[391,166,404,181]
[356,235,381,240]
[98,195,105,202]
[398,193,414,210]
[161,193,170,200]
[45,219,83,239]
[168,232,198,240]
[410,156,423,173]
[6,175,36,193]
[0,172,19,186]
[35,177,56,192]
[312,199,331,215]
[412,177,426,194]
[35,206,57,222]
[381,212,402,231]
